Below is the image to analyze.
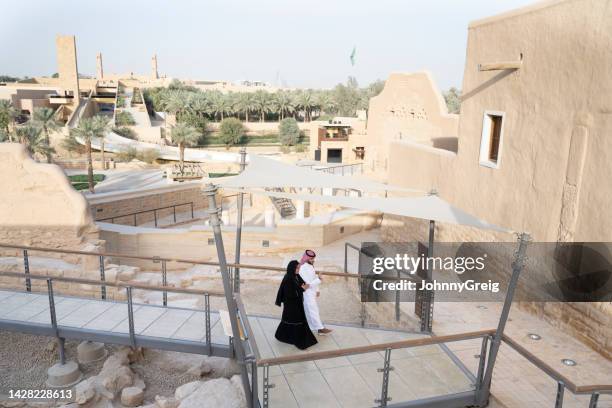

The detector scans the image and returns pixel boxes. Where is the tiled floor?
[250,315,473,407]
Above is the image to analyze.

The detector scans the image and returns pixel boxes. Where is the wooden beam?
[478,61,522,71]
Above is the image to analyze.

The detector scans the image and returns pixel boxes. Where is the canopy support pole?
[421,219,435,333]
[476,232,530,406]
[203,184,254,407]
[234,148,247,293]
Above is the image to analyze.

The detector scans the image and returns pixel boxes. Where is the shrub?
[295,144,306,153]
[218,118,244,148]
[115,146,138,162]
[278,118,300,146]
[112,126,137,139]
[115,111,135,126]
[137,148,159,164]
[280,145,291,154]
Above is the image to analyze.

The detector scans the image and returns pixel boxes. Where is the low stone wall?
[88,184,211,226]
[99,212,381,269]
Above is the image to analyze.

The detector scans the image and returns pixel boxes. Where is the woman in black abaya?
[274,260,318,350]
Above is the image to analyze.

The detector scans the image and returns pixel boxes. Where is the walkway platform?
[0,289,474,407]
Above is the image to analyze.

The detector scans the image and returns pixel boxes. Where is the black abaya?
[274,264,318,350]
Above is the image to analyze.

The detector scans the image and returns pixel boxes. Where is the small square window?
[262,240,270,248]
[340,226,345,233]
[208,238,215,245]
[479,111,505,168]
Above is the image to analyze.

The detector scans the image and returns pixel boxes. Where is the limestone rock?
[74,378,96,404]
[121,386,144,407]
[154,395,179,408]
[174,381,203,400]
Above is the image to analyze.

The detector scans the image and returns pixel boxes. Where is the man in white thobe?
[298,250,332,335]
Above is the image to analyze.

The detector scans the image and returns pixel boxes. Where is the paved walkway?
[0,289,474,407]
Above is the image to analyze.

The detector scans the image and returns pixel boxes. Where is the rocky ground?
[0,332,245,408]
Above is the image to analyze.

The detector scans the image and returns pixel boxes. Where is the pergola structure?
[203,155,542,408]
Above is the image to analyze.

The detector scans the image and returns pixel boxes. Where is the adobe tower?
[151,54,159,79]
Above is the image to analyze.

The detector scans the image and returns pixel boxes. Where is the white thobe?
[299,263,324,330]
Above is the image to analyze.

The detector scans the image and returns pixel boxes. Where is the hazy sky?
[1,0,535,90]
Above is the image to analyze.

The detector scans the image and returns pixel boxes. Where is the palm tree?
[31,107,60,163]
[233,92,255,122]
[276,91,295,120]
[296,91,315,122]
[0,100,18,141]
[170,123,200,174]
[14,124,55,158]
[208,91,228,121]
[92,115,110,170]
[162,90,189,124]
[69,116,107,193]
[253,90,274,123]
[316,92,336,117]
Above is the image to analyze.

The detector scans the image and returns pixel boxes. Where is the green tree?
[68,116,108,193]
[443,87,461,114]
[14,124,55,158]
[93,116,110,170]
[115,111,135,126]
[170,122,200,174]
[31,107,60,163]
[278,118,301,146]
[316,92,336,116]
[0,100,18,140]
[218,118,244,148]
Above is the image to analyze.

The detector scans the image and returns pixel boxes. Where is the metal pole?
[99,255,106,300]
[162,260,168,306]
[205,293,212,356]
[252,360,259,408]
[154,210,158,227]
[23,249,31,292]
[47,279,65,365]
[173,206,177,223]
[126,286,136,347]
[589,393,599,408]
[477,232,531,406]
[234,147,247,293]
[203,183,253,407]
[421,219,435,333]
[191,202,194,219]
[555,382,565,408]
[375,348,393,407]
[134,214,137,226]
[263,364,275,408]
[475,335,489,390]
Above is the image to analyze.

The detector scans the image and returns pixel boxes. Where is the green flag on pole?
[350,46,356,66]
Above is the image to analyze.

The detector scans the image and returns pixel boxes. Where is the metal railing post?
[475,335,489,390]
[234,147,247,293]
[126,286,136,347]
[191,202,194,219]
[375,348,393,407]
[555,382,565,408]
[154,209,158,227]
[589,392,599,408]
[46,278,65,365]
[477,232,531,406]
[205,293,212,356]
[99,255,106,299]
[262,364,275,408]
[161,260,168,306]
[203,183,253,407]
[251,361,258,408]
[23,249,31,292]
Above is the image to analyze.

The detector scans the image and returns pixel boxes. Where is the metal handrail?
[0,271,225,297]
[257,329,496,366]
[0,243,357,278]
[97,202,195,227]
[235,293,260,360]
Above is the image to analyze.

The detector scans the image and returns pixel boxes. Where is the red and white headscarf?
[299,249,316,265]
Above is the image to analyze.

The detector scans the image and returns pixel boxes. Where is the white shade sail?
[233,188,510,232]
[218,155,423,194]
